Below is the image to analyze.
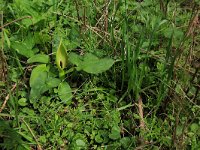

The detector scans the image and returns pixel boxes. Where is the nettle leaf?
[58,82,72,104]
[95,134,104,143]
[69,52,114,74]
[190,123,199,133]
[76,139,86,147]
[11,41,34,58]
[14,0,44,27]
[11,34,36,58]
[109,126,121,140]
[18,98,27,106]
[34,32,50,44]
[56,39,68,71]
[27,54,49,64]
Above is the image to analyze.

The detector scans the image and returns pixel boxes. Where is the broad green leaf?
[11,41,34,58]
[14,0,44,27]
[83,53,114,74]
[24,34,35,49]
[190,123,199,132]
[76,139,86,147]
[11,34,36,58]
[46,77,61,88]
[18,98,27,106]
[22,108,35,116]
[69,52,115,74]
[68,52,82,71]
[56,39,68,71]
[22,15,43,27]
[95,134,103,143]
[29,64,48,100]
[30,87,48,101]
[34,32,50,44]
[109,126,121,140]
[30,64,48,88]
[58,82,72,104]
[29,65,61,101]
[4,30,10,48]
[120,137,132,148]
[27,54,49,64]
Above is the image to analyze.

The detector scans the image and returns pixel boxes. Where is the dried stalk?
[138,96,145,129]
[0,16,32,29]
[0,11,7,82]
[0,83,17,113]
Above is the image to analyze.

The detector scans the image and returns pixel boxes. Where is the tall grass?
[1,0,199,149]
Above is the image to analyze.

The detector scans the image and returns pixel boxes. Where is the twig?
[137,96,150,146]
[0,83,17,113]
[21,118,42,150]
[0,16,32,29]
[104,0,109,33]
[186,9,199,37]
[138,96,145,129]
[0,11,7,82]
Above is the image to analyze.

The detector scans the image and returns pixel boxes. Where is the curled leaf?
[56,39,68,71]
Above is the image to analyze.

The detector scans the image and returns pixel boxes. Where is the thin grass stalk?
[123,0,136,95]
[0,11,7,83]
[137,36,145,100]
[110,2,115,55]
[166,32,174,81]
[170,7,198,72]
[156,32,174,109]
[120,0,128,90]
[127,44,134,93]
[120,42,125,90]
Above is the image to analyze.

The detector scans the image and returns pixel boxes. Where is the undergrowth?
[0,0,200,149]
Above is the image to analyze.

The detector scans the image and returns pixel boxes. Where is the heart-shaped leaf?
[29,64,48,100]
[29,64,61,101]
[58,82,72,104]
[30,64,48,88]
[82,53,114,74]
[69,52,114,74]
[27,54,49,64]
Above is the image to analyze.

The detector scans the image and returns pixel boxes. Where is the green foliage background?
[0,0,200,149]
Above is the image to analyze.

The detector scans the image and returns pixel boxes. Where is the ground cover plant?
[0,0,200,149]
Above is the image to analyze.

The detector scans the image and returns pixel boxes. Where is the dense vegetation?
[0,0,200,149]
